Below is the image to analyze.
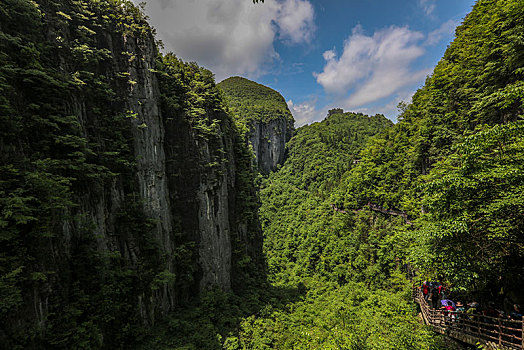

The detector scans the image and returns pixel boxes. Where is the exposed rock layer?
[249,117,292,173]
[0,1,261,345]
[217,76,295,173]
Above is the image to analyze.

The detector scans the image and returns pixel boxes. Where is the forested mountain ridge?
[261,110,394,282]
[339,0,523,295]
[272,110,392,195]
[218,77,295,173]
[218,76,294,125]
[231,110,443,349]
[0,0,522,348]
[233,0,523,347]
[0,0,262,347]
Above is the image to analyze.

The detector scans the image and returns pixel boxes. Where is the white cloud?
[343,67,431,108]
[287,99,321,126]
[157,0,171,10]
[315,25,430,108]
[418,0,436,17]
[322,49,336,61]
[134,0,315,80]
[276,0,316,44]
[426,19,459,46]
[314,25,373,95]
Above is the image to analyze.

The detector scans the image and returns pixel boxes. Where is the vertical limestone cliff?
[0,0,262,347]
[249,117,292,173]
[218,76,295,173]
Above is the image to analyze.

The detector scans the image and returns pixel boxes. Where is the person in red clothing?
[445,304,456,312]
[438,284,449,298]
[422,281,429,300]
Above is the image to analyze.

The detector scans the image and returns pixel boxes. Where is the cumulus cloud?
[315,25,430,108]
[343,67,431,108]
[322,49,336,61]
[157,0,171,10]
[276,0,315,44]
[134,0,315,80]
[287,99,321,126]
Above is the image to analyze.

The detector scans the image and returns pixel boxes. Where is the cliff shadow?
[140,282,305,349]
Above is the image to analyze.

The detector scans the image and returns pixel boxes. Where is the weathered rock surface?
[249,117,293,173]
[0,1,262,343]
[217,76,295,174]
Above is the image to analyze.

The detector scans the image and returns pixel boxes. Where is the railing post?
[477,317,481,340]
[497,317,501,345]
[413,288,524,348]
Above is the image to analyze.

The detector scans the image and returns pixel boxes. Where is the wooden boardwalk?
[413,288,523,349]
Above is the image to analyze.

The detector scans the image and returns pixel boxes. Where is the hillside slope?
[341,0,524,295]
[239,0,523,347]
[236,111,444,348]
[0,0,262,347]
[218,76,295,173]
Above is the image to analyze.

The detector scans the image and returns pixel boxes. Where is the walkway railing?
[413,288,523,349]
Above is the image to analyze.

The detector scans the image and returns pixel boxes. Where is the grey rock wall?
[35,14,253,326]
[1,2,263,345]
[60,28,177,322]
[195,137,233,291]
[249,118,293,173]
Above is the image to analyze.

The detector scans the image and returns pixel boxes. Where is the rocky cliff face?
[0,1,261,346]
[249,117,293,173]
[217,76,295,174]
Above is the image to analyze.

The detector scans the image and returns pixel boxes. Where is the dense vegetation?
[246,111,443,349]
[0,0,261,348]
[415,122,524,294]
[210,0,523,347]
[261,111,393,281]
[142,111,442,350]
[340,0,523,295]
[0,0,157,346]
[1,0,522,348]
[218,76,294,126]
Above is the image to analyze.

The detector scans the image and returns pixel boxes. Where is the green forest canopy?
[0,0,523,348]
[218,76,294,125]
[340,0,523,293]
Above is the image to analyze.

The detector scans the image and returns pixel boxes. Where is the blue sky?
[134,0,476,125]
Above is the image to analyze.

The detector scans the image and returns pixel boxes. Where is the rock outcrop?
[217,76,295,173]
[249,117,292,173]
[0,1,262,346]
